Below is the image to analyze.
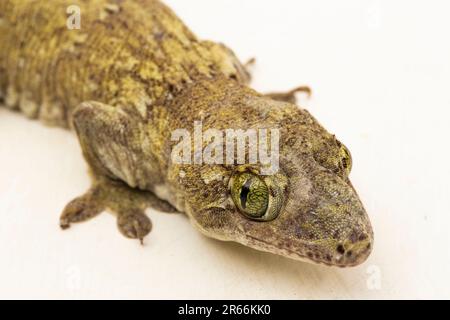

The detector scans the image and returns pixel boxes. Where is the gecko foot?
[266,86,312,104]
[117,210,152,245]
[59,175,168,244]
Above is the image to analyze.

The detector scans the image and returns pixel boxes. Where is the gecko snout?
[330,230,373,267]
[299,170,374,267]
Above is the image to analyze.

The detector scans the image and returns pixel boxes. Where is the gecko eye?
[340,144,353,175]
[231,173,269,219]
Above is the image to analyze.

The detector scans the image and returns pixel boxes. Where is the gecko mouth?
[244,234,373,268]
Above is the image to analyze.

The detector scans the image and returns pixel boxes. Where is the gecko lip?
[244,231,373,268]
[327,233,373,267]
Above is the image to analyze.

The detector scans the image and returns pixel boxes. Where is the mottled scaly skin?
[0,0,373,267]
[0,0,249,126]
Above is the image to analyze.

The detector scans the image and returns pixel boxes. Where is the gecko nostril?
[359,233,368,241]
[336,244,345,255]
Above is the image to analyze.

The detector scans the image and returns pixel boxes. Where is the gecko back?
[0,0,249,127]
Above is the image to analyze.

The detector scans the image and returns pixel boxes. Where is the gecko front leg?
[61,101,176,244]
[61,175,154,244]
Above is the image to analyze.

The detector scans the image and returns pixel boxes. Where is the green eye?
[340,144,353,175]
[231,173,269,219]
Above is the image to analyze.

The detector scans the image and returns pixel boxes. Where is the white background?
[1,0,449,299]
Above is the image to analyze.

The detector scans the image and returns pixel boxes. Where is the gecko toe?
[117,210,152,243]
[60,194,104,229]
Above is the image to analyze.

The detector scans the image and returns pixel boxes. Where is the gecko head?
[170,80,373,267]
[182,160,373,267]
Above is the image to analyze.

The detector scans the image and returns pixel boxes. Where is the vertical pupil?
[240,179,252,209]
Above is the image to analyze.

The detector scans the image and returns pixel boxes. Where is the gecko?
[0,0,373,267]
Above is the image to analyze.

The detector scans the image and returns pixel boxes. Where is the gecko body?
[0,0,373,267]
